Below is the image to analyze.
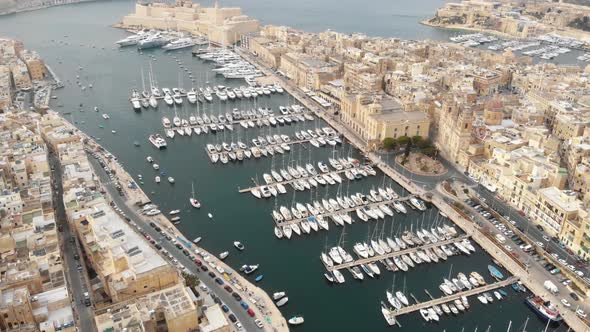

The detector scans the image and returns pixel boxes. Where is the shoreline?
[419,19,525,40]
[238,48,590,331]
[54,113,288,332]
[0,0,99,17]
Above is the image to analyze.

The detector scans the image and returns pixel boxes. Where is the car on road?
[224,285,233,292]
[208,272,215,278]
[215,277,224,285]
[504,245,512,252]
[221,304,230,313]
[201,266,209,272]
[195,259,202,266]
[576,270,585,277]
[570,292,580,301]
[247,308,255,317]
[240,301,249,310]
[232,293,242,301]
[235,322,243,330]
[228,314,237,323]
[576,309,587,318]
[542,235,550,242]
[561,299,571,307]
[254,319,263,329]
[536,225,544,232]
[535,241,544,248]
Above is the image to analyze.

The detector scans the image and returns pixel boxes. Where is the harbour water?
[0,1,571,331]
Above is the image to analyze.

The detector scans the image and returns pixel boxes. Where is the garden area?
[381,135,447,176]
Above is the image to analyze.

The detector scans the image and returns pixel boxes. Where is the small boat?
[169,210,180,215]
[155,176,160,183]
[208,213,213,219]
[273,292,286,300]
[242,264,259,274]
[170,216,180,223]
[488,264,504,280]
[190,182,201,208]
[276,296,288,306]
[192,237,202,244]
[219,251,229,260]
[168,177,175,184]
[324,272,335,283]
[255,275,264,282]
[288,316,304,325]
[234,241,245,251]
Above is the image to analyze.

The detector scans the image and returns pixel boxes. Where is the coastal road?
[438,185,590,314]
[48,149,96,332]
[86,154,264,332]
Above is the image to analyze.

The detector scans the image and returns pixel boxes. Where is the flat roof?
[74,202,167,275]
[200,304,229,332]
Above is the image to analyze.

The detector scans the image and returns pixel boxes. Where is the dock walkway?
[204,137,339,163]
[238,164,375,194]
[278,195,415,227]
[328,234,470,271]
[390,276,519,318]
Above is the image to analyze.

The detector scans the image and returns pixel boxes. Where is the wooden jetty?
[327,234,470,271]
[164,110,316,134]
[238,163,376,194]
[388,276,519,319]
[204,137,340,163]
[277,195,414,227]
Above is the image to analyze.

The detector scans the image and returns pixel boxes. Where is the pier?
[389,276,519,319]
[165,110,316,135]
[204,136,341,163]
[327,234,470,271]
[238,163,376,194]
[276,195,414,227]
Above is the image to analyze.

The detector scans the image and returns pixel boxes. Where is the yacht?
[138,34,168,50]
[148,134,167,149]
[234,241,245,251]
[162,38,196,51]
[190,182,201,208]
[116,33,148,46]
[187,89,198,103]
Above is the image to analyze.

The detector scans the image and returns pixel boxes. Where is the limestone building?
[122,0,260,46]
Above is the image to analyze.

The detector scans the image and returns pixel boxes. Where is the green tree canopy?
[382,137,397,150]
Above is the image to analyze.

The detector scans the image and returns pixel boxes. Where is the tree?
[382,137,397,150]
[421,146,438,158]
[404,139,412,158]
[182,272,200,288]
[411,136,422,146]
[416,138,432,149]
[397,136,410,146]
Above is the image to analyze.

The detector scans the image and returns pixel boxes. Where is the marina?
[5,1,574,330]
[272,191,415,227]
[238,160,377,197]
[326,234,472,271]
[385,276,520,324]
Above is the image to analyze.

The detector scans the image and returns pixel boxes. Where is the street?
[48,149,95,332]
[86,154,266,332]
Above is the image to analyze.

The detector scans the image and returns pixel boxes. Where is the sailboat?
[190,182,201,208]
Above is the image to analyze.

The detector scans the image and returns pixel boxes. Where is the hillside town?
[3,0,590,331]
[245,24,590,262]
[426,0,590,40]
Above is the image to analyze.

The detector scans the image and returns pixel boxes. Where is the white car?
[254,319,263,329]
[561,299,571,307]
[551,253,559,259]
[576,309,587,318]
[235,322,243,330]
[504,245,513,252]
[576,270,585,277]
[535,241,544,248]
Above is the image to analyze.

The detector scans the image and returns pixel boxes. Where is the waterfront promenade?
[238,48,590,331]
[57,115,288,332]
